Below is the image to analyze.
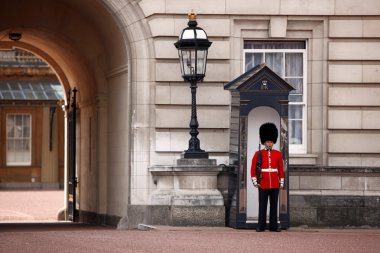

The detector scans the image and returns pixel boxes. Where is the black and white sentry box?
[224,64,294,229]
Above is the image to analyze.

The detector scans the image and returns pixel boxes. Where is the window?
[244,41,307,153]
[6,114,32,166]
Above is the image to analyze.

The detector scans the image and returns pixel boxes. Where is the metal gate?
[66,88,77,221]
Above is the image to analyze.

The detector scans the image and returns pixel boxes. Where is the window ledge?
[289,154,318,166]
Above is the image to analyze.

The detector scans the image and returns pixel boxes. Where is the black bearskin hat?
[259,122,278,144]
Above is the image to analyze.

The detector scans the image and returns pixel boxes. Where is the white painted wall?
[246,106,280,220]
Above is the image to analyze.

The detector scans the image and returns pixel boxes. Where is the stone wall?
[138,0,380,225]
[289,166,380,227]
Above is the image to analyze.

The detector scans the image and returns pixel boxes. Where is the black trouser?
[258,188,279,230]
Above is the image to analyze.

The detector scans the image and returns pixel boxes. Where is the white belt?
[261,168,278,172]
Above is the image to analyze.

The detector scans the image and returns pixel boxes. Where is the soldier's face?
[264,141,274,149]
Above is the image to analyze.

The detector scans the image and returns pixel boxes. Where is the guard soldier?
[251,122,284,232]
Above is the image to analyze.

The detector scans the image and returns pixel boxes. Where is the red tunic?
[251,149,285,189]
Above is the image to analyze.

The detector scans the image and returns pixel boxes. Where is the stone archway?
[0,0,152,224]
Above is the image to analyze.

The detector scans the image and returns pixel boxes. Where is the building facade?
[1,0,380,227]
[0,49,65,189]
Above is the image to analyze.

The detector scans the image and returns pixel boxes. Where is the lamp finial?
[188,10,197,21]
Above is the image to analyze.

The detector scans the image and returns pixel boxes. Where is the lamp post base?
[183,150,209,159]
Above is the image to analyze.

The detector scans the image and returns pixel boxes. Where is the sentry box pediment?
[225,63,294,116]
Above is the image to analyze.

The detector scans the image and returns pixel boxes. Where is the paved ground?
[0,190,64,221]
[0,223,379,253]
[0,190,380,253]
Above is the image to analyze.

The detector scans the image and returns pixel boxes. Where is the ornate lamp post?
[174,11,212,159]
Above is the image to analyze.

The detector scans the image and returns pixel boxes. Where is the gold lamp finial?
[188,10,197,21]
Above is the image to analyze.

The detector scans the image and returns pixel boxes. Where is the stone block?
[311,130,323,155]
[155,85,170,104]
[311,61,323,85]
[335,0,380,15]
[226,0,280,15]
[320,176,341,190]
[156,84,230,105]
[299,176,321,190]
[361,157,380,167]
[149,18,175,37]
[364,196,380,208]
[156,176,174,189]
[363,20,380,37]
[361,207,380,226]
[289,154,318,166]
[289,207,318,226]
[154,40,230,60]
[329,42,380,60]
[107,0,128,12]
[311,39,324,61]
[155,131,171,151]
[174,18,231,37]
[329,20,362,37]
[310,106,323,130]
[165,0,226,14]
[155,107,230,128]
[290,194,380,227]
[123,205,149,229]
[363,65,380,83]
[289,175,300,190]
[269,17,287,38]
[127,21,148,42]
[176,158,217,166]
[156,62,230,82]
[155,130,229,152]
[208,41,231,60]
[328,110,361,129]
[150,190,173,205]
[155,62,182,82]
[190,84,231,105]
[329,87,380,106]
[280,0,334,15]
[150,205,172,225]
[138,0,165,17]
[171,206,225,226]
[318,207,359,226]
[362,111,380,129]
[328,64,362,83]
[204,62,230,82]
[321,195,365,207]
[342,177,365,191]
[366,177,380,191]
[154,40,178,59]
[171,190,224,206]
[175,175,218,189]
[328,133,380,153]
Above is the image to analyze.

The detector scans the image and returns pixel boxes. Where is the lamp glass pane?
[196,29,207,39]
[182,29,195,39]
[196,49,207,75]
[179,49,196,76]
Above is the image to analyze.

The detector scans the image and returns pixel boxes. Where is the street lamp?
[174,11,212,159]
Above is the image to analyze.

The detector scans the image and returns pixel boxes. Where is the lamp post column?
[185,79,208,158]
